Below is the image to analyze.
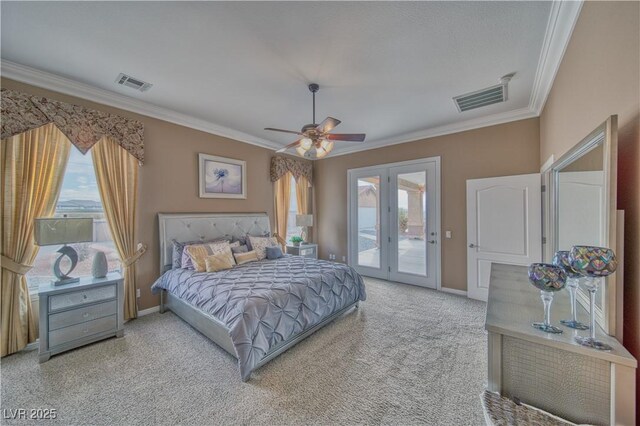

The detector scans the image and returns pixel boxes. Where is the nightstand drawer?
[49,285,116,312]
[299,248,315,256]
[49,300,117,331]
[49,315,117,348]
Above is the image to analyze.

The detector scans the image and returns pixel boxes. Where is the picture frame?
[198,153,247,199]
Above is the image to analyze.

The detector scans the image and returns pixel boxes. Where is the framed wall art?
[198,153,247,199]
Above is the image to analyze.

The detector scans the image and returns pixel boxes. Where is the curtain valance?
[270,156,312,183]
[1,89,145,163]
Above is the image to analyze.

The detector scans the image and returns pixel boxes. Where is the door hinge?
[388,176,391,183]
[388,236,391,243]
[388,206,391,213]
[388,266,391,272]
[541,184,546,192]
[542,237,547,244]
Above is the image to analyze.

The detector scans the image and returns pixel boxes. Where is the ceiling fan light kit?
[265,83,366,159]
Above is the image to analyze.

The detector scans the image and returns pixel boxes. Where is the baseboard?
[24,341,39,351]
[138,305,160,317]
[441,287,467,297]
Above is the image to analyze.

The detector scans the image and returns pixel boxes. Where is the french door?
[348,158,440,289]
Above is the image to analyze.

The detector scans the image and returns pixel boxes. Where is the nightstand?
[286,243,318,259]
[38,273,124,363]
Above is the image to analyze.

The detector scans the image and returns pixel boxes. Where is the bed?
[151,213,366,381]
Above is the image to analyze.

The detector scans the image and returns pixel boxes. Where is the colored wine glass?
[569,245,617,351]
[527,263,567,334]
[552,250,589,330]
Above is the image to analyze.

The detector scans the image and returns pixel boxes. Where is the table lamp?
[34,217,93,285]
[295,214,313,243]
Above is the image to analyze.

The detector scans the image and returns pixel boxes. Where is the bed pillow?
[205,253,235,272]
[248,236,279,260]
[231,244,249,254]
[244,232,270,251]
[185,241,235,272]
[232,235,247,247]
[172,237,229,268]
[234,250,258,265]
[266,246,284,260]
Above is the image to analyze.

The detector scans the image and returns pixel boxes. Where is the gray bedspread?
[151,255,366,380]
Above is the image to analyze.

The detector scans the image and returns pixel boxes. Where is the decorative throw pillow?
[234,250,258,265]
[205,253,234,272]
[266,246,284,260]
[231,244,249,254]
[248,236,278,260]
[177,237,230,269]
[232,235,247,247]
[172,237,229,269]
[185,241,234,272]
[244,232,270,251]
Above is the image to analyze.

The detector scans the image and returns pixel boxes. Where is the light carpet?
[1,278,487,425]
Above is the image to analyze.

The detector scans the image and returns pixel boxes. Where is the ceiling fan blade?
[325,133,366,142]
[265,127,303,136]
[276,139,302,153]
[316,117,341,134]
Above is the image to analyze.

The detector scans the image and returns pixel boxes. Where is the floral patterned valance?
[1,89,145,163]
[270,156,312,183]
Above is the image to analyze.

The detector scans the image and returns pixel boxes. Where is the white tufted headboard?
[158,212,271,274]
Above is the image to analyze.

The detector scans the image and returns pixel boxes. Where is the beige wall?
[314,118,540,292]
[2,78,279,310]
[538,1,640,411]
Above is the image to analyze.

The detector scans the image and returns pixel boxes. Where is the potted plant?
[290,236,304,247]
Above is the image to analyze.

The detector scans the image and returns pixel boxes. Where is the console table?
[485,263,636,425]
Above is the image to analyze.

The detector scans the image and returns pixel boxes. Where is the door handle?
[469,243,478,248]
[428,240,436,244]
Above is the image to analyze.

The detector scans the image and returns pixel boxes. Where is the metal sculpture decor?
[552,251,589,330]
[569,246,618,351]
[527,263,567,334]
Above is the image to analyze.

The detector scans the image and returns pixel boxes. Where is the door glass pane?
[357,177,380,268]
[397,171,426,275]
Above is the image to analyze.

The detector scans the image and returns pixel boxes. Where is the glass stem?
[541,290,553,327]
[589,282,597,340]
[567,278,578,322]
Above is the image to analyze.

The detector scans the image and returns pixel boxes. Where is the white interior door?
[348,167,389,279]
[389,162,438,288]
[466,174,542,301]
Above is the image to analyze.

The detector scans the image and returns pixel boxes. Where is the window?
[286,177,301,243]
[27,147,120,292]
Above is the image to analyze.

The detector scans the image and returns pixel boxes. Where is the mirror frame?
[545,115,619,337]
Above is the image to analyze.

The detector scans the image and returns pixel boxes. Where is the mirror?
[547,116,618,336]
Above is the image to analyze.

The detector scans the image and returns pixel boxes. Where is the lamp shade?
[34,218,93,246]
[296,214,313,227]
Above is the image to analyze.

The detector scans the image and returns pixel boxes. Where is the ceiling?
[0,2,581,157]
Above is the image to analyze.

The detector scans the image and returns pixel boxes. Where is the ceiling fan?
[265,83,366,159]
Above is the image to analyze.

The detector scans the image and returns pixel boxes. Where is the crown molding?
[529,0,583,115]
[1,1,581,158]
[0,60,281,151]
[328,107,537,158]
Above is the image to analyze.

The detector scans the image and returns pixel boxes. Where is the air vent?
[453,73,514,112]
[115,73,153,92]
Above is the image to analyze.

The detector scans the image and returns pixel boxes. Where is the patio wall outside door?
[347,157,441,289]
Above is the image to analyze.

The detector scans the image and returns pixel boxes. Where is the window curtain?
[92,136,145,321]
[295,175,310,215]
[1,124,71,356]
[274,173,292,246]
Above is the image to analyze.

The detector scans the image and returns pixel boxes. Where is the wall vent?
[453,73,514,112]
[115,73,153,92]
